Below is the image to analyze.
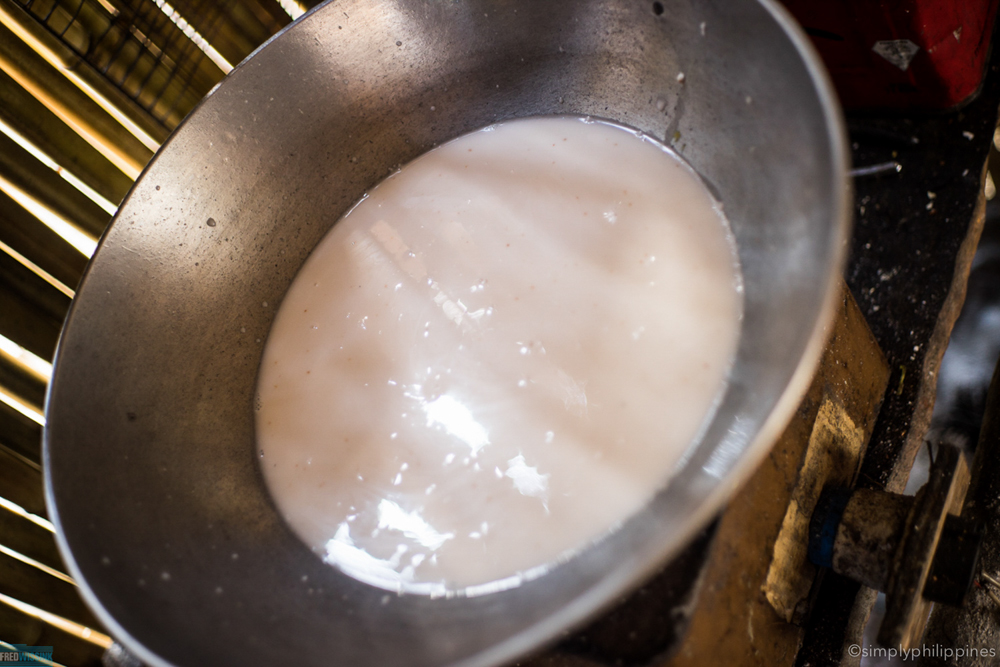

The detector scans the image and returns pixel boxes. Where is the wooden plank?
[0,600,42,649]
[97,0,226,128]
[221,0,285,59]
[796,53,1000,667]
[0,68,132,207]
[0,603,105,666]
[660,285,890,667]
[0,129,111,239]
[0,188,87,292]
[87,21,221,129]
[0,0,170,146]
[0,550,101,630]
[0,510,64,574]
[0,356,46,413]
[878,447,970,648]
[167,0,287,69]
[922,342,1000,662]
[0,445,45,517]
[244,0,293,36]
[21,0,92,56]
[763,397,867,622]
[0,404,42,467]
[0,21,154,179]
[0,245,71,361]
[0,280,61,366]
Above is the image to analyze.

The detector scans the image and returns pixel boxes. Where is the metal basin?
[44,1,849,665]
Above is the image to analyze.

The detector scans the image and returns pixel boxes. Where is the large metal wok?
[44,1,849,665]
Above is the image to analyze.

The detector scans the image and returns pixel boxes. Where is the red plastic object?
[781,0,1000,111]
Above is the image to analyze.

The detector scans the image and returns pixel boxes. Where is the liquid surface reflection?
[256,116,743,595]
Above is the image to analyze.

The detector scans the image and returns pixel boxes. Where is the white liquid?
[256,116,742,596]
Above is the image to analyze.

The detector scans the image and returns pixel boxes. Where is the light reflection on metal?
[0,332,52,382]
[0,173,97,257]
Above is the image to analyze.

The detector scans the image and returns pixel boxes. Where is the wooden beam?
[0,509,63,574]
[0,603,105,666]
[97,0,227,128]
[0,445,45,518]
[0,130,110,239]
[0,21,153,179]
[0,68,133,207]
[0,246,71,361]
[0,406,43,468]
[0,188,87,293]
[0,0,168,147]
[0,357,45,416]
[0,550,103,637]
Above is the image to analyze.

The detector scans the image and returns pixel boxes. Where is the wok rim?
[42,0,852,665]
